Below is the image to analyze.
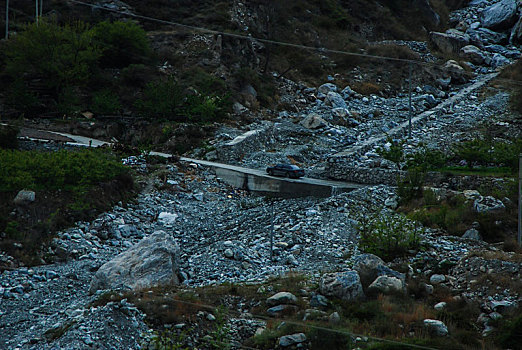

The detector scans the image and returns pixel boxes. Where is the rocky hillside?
[1,0,522,349]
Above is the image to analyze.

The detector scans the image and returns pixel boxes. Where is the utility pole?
[5,0,8,39]
[270,199,274,261]
[518,154,522,247]
[408,61,412,138]
[40,0,43,17]
[518,154,521,247]
[35,0,39,25]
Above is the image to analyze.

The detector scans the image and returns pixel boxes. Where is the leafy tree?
[4,20,101,94]
[92,20,151,68]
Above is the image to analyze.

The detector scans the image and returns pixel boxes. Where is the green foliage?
[0,125,19,149]
[405,144,447,171]
[4,20,101,92]
[150,329,190,350]
[377,137,405,169]
[357,212,422,261]
[0,149,127,192]
[493,312,522,348]
[452,137,522,172]
[92,20,151,68]
[92,89,122,115]
[397,169,425,204]
[5,79,41,114]
[135,77,184,119]
[207,306,232,350]
[56,86,82,117]
[135,76,230,123]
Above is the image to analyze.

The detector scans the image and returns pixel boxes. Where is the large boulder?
[89,231,180,294]
[324,91,347,108]
[424,319,449,336]
[367,276,405,295]
[319,271,364,301]
[13,190,35,206]
[443,60,468,84]
[318,83,338,95]
[352,253,405,289]
[510,16,522,44]
[480,0,518,30]
[300,113,328,129]
[460,45,487,64]
[267,292,297,306]
[429,30,470,55]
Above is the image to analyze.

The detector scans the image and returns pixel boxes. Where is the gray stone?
[158,212,178,225]
[434,302,447,310]
[480,0,518,30]
[300,114,328,129]
[224,248,234,259]
[13,190,35,206]
[320,270,364,301]
[89,231,180,294]
[462,228,482,240]
[267,304,298,316]
[341,85,356,99]
[429,30,470,55]
[325,91,347,109]
[424,319,449,336]
[267,292,297,306]
[460,45,487,65]
[490,53,510,68]
[510,16,522,44]
[329,311,341,324]
[310,294,329,308]
[318,83,338,95]
[279,333,307,347]
[352,253,405,289]
[367,276,405,295]
[430,274,446,284]
[473,196,505,213]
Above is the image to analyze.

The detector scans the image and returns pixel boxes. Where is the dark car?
[266,164,305,178]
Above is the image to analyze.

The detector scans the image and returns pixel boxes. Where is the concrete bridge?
[15,128,364,198]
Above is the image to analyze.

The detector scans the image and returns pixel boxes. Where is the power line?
[65,0,522,88]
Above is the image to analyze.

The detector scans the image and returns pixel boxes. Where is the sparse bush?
[135,77,184,119]
[397,169,425,204]
[92,20,151,68]
[357,212,422,261]
[452,138,490,169]
[405,144,447,171]
[0,125,19,149]
[92,89,122,115]
[377,137,405,169]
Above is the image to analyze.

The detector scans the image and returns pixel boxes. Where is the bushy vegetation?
[357,212,422,261]
[0,125,19,149]
[451,137,522,172]
[0,149,127,192]
[0,149,133,266]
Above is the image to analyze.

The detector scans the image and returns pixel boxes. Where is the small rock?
[424,319,449,336]
[279,333,307,347]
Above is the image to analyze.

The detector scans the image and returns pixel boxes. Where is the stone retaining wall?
[327,162,510,191]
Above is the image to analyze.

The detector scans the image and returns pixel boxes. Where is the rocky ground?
[1,0,522,349]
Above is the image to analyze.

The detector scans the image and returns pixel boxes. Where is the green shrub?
[405,145,447,171]
[92,89,122,115]
[92,20,151,68]
[493,312,522,348]
[0,125,19,149]
[4,20,101,92]
[55,86,83,117]
[452,139,491,169]
[135,77,230,122]
[5,79,41,114]
[357,212,422,261]
[0,149,127,192]
[134,77,184,119]
[397,169,425,204]
[377,137,405,169]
